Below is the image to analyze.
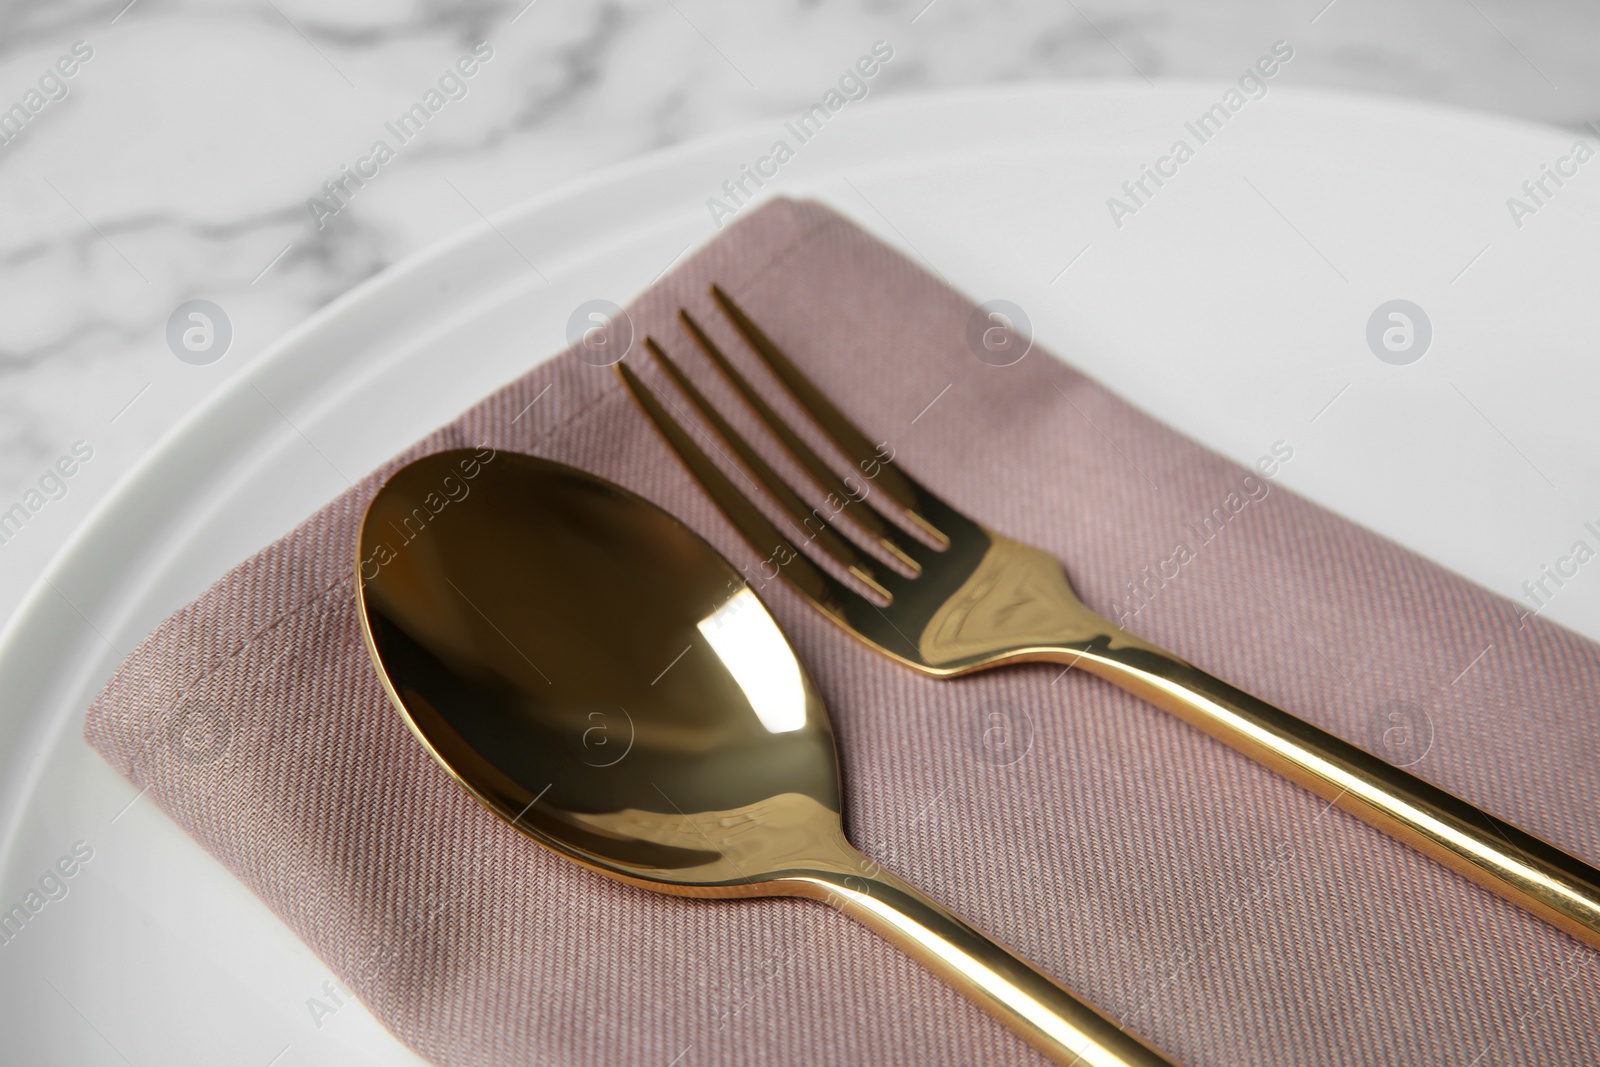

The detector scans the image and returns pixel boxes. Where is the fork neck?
[914,532,1164,672]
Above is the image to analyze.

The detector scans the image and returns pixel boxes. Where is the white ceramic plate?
[2,84,1597,1065]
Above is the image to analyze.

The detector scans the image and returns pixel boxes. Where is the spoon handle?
[785,865,1175,1066]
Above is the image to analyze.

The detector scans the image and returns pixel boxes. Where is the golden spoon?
[356,448,1176,1067]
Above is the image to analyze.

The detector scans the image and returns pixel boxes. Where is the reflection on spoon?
[698,588,808,734]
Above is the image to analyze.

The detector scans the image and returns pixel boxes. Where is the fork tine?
[709,284,949,545]
[641,337,895,601]
[678,309,931,571]
[614,359,880,620]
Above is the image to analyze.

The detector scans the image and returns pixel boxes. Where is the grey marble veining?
[0,0,1595,622]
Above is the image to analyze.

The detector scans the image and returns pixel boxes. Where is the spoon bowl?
[356,448,1173,1066]
[357,447,848,893]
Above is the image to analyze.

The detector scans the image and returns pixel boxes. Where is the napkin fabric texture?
[85,198,1600,1066]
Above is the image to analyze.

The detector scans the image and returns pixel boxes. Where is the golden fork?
[615,284,1600,952]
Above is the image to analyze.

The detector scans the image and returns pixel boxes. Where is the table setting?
[3,4,1600,1065]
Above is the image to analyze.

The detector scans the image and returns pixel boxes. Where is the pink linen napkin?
[85,197,1600,1066]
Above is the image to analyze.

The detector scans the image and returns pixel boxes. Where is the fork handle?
[1070,641,1600,948]
[785,864,1176,1066]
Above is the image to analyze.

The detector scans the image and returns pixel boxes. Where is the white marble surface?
[1,0,1597,626]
